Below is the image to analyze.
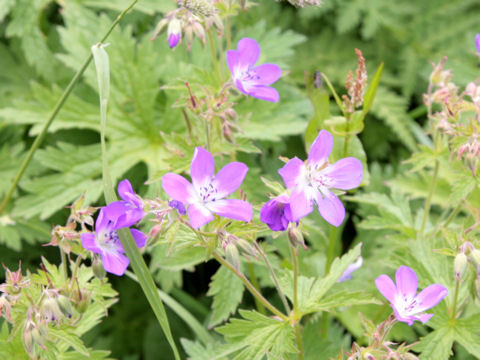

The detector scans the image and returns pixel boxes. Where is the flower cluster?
[261,130,363,230]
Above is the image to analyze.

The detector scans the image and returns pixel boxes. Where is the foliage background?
[1,0,480,358]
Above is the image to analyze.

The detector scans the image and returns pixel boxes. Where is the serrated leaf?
[416,326,454,360]
[207,266,244,327]
[216,310,297,360]
[281,243,362,315]
[48,328,90,357]
[308,290,380,312]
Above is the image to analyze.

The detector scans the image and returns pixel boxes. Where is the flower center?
[198,183,218,203]
[240,68,260,82]
[97,230,120,251]
[306,165,333,196]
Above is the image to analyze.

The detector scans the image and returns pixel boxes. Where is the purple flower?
[260,194,293,231]
[476,34,480,56]
[375,266,448,326]
[338,256,363,282]
[162,147,253,229]
[278,130,363,227]
[81,203,147,276]
[112,179,145,228]
[167,18,181,49]
[169,200,186,215]
[226,38,282,102]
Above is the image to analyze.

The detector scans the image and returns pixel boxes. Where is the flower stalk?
[289,240,304,359]
[213,251,288,321]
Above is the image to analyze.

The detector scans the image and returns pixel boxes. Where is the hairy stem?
[213,251,288,321]
[255,243,291,314]
[247,262,266,315]
[450,280,460,320]
[207,29,222,83]
[59,248,68,280]
[0,0,140,216]
[289,242,304,359]
[419,159,439,236]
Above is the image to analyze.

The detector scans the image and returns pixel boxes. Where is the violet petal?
[322,157,363,190]
[395,266,418,299]
[278,157,304,189]
[81,233,101,254]
[414,284,449,313]
[191,147,215,191]
[212,162,248,198]
[308,130,333,168]
[187,203,214,229]
[316,190,345,227]
[252,63,282,85]
[237,38,260,67]
[247,85,279,102]
[207,199,253,222]
[102,252,130,276]
[289,186,314,221]
[130,229,147,248]
[162,173,196,204]
[375,274,397,304]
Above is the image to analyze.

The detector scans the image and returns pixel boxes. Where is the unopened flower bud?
[57,295,74,319]
[470,249,480,268]
[474,272,480,298]
[92,256,106,281]
[151,18,168,41]
[74,289,91,314]
[225,241,240,270]
[192,22,206,44]
[23,327,34,354]
[288,226,307,250]
[454,252,468,281]
[178,0,218,17]
[167,18,182,49]
[41,297,63,322]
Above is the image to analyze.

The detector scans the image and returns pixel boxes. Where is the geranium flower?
[226,37,282,102]
[278,130,363,227]
[162,147,253,228]
[260,194,293,231]
[375,266,448,326]
[111,179,145,228]
[81,203,147,276]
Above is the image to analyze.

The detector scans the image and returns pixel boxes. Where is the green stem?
[213,251,288,321]
[60,248,68,280]
[226,16,232,50]
[204,118,211,152]
[255,243,291,314]
[207,29,221,83]
[419,160,439,236]
[247,263,266,315]
[450,280,460,320]
[289,242,303,360]
[294,323,304,360]
[0,0,140,216]
[325,226,338,273]
[343,113,351,157]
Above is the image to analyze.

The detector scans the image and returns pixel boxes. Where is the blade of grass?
[92,43,181,360]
